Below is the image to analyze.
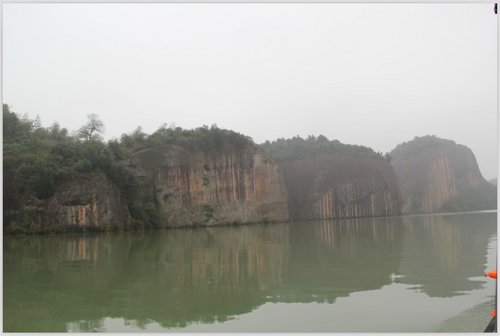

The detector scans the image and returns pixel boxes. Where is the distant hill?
[261,135,401,220]
[390,135,496,214]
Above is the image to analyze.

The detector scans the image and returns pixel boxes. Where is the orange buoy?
[485,270,497,279]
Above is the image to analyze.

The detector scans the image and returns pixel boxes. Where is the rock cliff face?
[125,144,289,227]
[17,132,494,233]
[276,155,402,220]
[43,171,131,231]
[390,136,495,214]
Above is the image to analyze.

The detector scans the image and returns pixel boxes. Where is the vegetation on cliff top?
[3,104,255,233]
[4,105,131,232]
[260,135,385,162]
[390,135,460,160]
[111,123,254,160]
[4,104,495,233]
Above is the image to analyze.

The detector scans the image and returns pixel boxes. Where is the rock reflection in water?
[271,217,402,304]
[4,224,289,332]
[3,212,496,332]
[399,212,496,297]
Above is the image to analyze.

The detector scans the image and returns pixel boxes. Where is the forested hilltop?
[4,105,495,234]
[3,104,264,233]
[260,135,385,161]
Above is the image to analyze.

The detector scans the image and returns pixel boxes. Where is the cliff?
[43,171,131,232]
[278,155,401,220]
[261,136,402,220]
[124,144,289,227]
[390,136,496,214]
[6,171,131,234]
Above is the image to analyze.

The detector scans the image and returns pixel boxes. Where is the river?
[3,211,496,332]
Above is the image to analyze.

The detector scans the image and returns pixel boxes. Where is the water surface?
[3,211,496,332]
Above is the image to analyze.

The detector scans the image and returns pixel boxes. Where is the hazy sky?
[3,3,498,179]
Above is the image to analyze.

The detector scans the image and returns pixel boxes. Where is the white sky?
[2,3,498,179]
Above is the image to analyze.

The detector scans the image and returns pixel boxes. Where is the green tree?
[16,158,59,199]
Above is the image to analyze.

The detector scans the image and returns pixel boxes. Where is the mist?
[3,3,497,179]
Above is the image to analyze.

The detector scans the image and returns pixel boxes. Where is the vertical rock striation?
[390,136,496,214]
[277,155,402,220]
[125,144,289,227]
[45,171,131,231]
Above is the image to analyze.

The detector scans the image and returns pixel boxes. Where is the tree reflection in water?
[3,212,496,332]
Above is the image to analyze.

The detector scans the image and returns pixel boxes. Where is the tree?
[78,113,105,141]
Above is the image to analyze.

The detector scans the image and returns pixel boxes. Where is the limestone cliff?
[390,136,496,214]
[125,144,289,227]
[42,171,131,232]
[275,155,402,220]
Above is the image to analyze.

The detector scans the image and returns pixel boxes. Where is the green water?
[3,211,497,332]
